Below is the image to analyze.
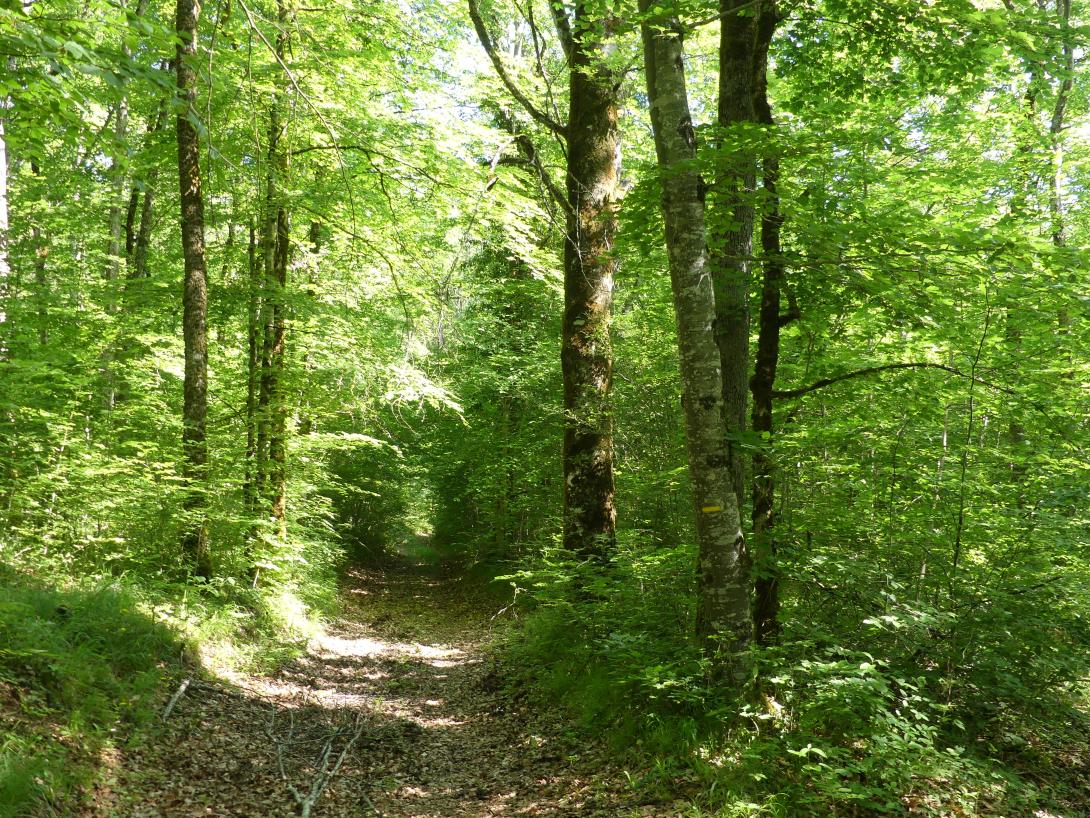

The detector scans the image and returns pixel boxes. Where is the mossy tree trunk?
[561,3,621,561]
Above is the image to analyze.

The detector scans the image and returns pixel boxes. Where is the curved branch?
[771,362,1018,400]
[777,287,799,327]
[468,0,567,137]
[494,107,570,212]
[775,359,1083,457]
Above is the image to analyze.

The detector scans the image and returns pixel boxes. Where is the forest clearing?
[1,0,1089,815]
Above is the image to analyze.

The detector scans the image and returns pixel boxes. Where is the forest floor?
[90,565,674,818]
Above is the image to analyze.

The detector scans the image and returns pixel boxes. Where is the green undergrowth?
[0,561,331,817]
[0,565,182,816]
[496,540,1090,817]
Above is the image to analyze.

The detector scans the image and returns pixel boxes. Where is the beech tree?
[713,0,759,508]
[175,0,211,577]
[469,0,621,560]
[639,0,753,681]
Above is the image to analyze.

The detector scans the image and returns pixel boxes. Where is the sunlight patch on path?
[311,632,469,666]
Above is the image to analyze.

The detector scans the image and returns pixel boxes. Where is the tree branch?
[771,362,1018,400]
[549,0,574,60]
[468,0,567,137]
[777,287,799,327]
[493,107,570,213]
[288,144,444,186]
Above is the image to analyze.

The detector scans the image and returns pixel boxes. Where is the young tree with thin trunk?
[0,95,9,359]
[245,220,261,518]
[129,99,168,280]
[256,0,292,547]
[29,160,49,348]
[748,0,795,645]
[106,0,151,283]
[175,0,212,578]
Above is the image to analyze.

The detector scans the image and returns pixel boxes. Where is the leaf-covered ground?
[92,567,677,818]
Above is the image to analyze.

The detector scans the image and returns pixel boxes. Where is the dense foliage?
[1,0,1088,814]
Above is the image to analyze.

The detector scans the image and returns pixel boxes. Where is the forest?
[0,0,1088,814]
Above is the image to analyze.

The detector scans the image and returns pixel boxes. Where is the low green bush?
[498,535,1089,817]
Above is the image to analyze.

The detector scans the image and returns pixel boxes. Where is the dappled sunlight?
[93,568,640,818]
[310,633,469,665]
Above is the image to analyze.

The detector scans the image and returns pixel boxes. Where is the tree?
[175,0,211,577]
[713,0,759,508]
[639,0,753,682]
[256,0,292,548]
[0,88,9,360]
[469,0,621,560]
[748,0,794,645]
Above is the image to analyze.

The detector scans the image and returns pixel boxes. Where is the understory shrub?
[498,533,1088,817]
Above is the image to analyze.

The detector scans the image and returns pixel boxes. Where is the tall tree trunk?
[175,0,211,578]
[125,188,140,265]
[749,2,791,645]
[245,220,261,516]
[640,3,753,684]
[265,188,289,535]
[258,0,291,543]
[106,0,149,281]
[712,0,760,508]
[561,5,620,561]
[0,96,9,361]
[1048,0,1073,369]
[106,89,129,282]
[468,0,620,562]
[132,101,168,280]
[296,219,321,437]
[30,160,49,347]
[1047,0,1073,251]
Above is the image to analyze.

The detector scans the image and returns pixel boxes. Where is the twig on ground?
[161,677,191,722]
[269,702,367,818]
[299,713,366,817]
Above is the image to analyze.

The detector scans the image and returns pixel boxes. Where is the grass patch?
[0,565,185,816]
[0,561,332,817]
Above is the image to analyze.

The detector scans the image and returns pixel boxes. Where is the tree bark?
[257,0,291,543]
[125,188,140,264]
[640,3,752,683]
[469,0,620,561]
[1048,0,1073,371]
[265,188,289,534]
[749,1,789,645]
[30,160,49,347]
[106,90,130,282]
[245,220,261,517]
[561,4,620,561]
[175,0,211,578]
[296,219,321,437]
[712,0,760,508]
[106,0,149,281]
[131,100,168,279]
[0,97,9,360]
[1047,0,1073,250]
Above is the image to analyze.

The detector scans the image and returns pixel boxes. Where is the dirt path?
[98,567,669,818]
